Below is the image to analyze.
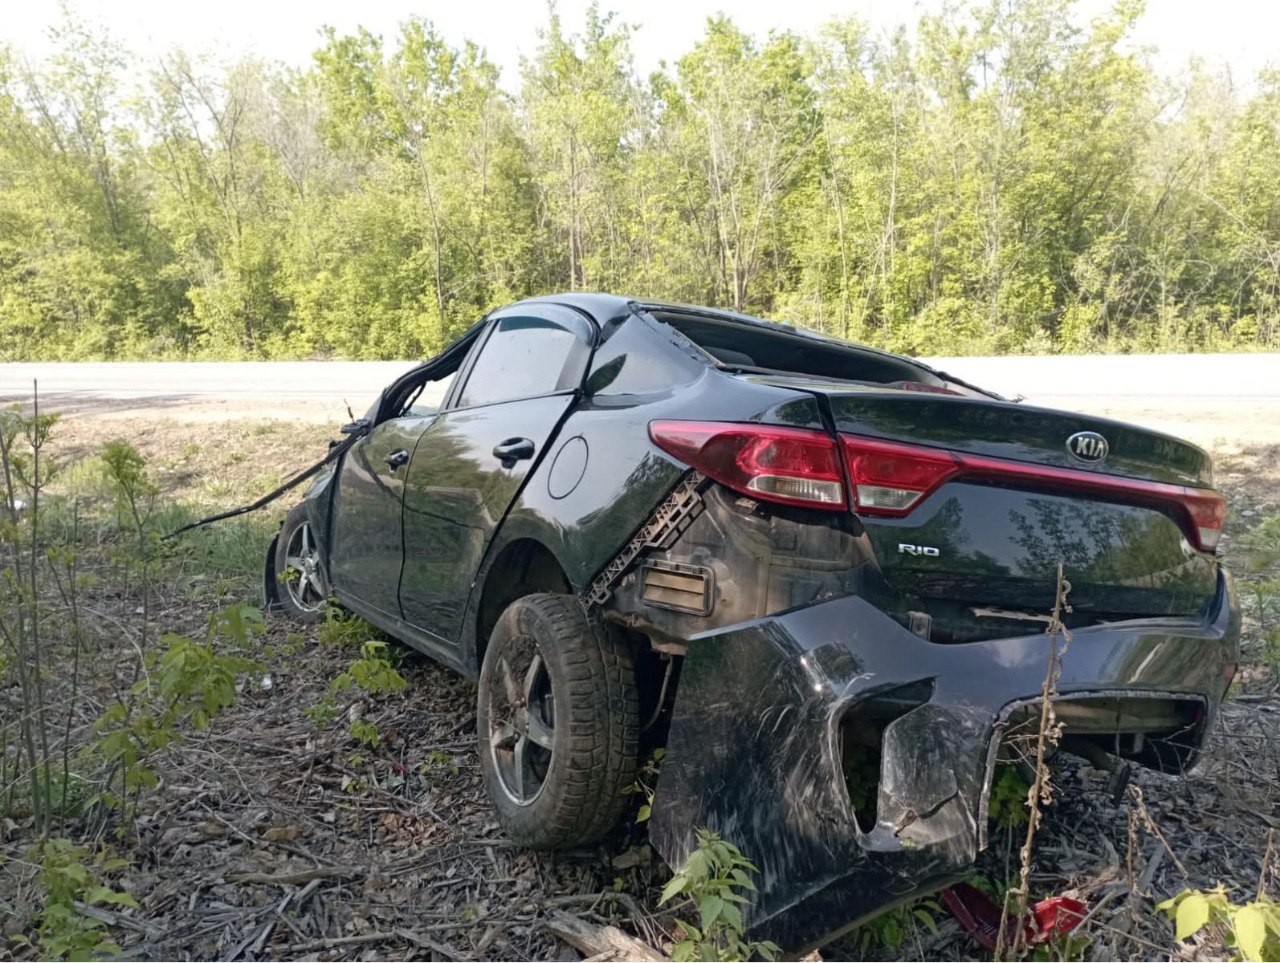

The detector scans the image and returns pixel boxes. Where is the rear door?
[399,305,594,644]
[328,416,433,617]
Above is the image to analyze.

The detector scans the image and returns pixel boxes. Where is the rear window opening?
[650,309,988,396]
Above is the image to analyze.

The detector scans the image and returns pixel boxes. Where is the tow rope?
[164,425,368,540]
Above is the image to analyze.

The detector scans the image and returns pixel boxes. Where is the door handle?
[492,437,535,469]
[385,448,410,470]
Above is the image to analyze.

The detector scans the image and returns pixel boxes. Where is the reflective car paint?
[330,413,436,615]
[400,392,579,643]
[650,572,1239,952]
[273,291,1240,953]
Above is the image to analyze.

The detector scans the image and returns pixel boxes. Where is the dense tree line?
[2,0,1279,360]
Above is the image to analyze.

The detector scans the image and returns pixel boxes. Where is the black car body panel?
[650,572,1239,952]
[810,387,1215,486]
[273,291,1240,951]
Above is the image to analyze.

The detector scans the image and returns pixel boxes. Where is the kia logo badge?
[1067,431,1109,462]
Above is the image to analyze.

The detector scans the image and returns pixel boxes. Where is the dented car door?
[398,306,594,645]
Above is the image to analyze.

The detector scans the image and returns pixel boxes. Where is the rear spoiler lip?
[736,371,1214,472]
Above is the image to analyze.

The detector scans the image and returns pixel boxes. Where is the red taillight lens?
[649,421,846,509]
[651,420,1224,554]
[841,436,962,515]
[842,434,1225,553]
[1182,488,1226,552]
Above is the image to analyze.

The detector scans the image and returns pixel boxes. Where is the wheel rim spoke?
[511,737,528,799]
[498,657,520,706]
[526,710,554,750]
[491,721,519,752]
[283,522,326,612]
[488,637,553,806]
[522,653,543,705]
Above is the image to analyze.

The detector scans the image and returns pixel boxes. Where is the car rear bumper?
[649,569,1240,951]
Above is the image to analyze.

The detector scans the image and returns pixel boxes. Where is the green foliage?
[16,838,138,961]
[0,404,60,491]
[348,719,381,749]
[1157,887,1280,961]
[3,3,1280,360]
[100,441,157,505]
[331,640,408,697]
[310,639,407,746]
[89,604,261,815]
[1240,512,1280,670]
[1,763,92,822]
[304,694,338,729]
[989,764,1033,829]
[1242,514,1280,574]
[317,608,381,649]
[626,746,664,823]
[848,897,940,954]
[0,401,64,833]
[659,829,779,962]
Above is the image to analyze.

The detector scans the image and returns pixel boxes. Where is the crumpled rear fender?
[649,573,1239,952]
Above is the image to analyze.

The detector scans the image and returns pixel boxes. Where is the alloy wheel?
[487,635,555,805]
[283,520,329,613]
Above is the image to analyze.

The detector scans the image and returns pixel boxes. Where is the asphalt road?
[2,353,1277,448]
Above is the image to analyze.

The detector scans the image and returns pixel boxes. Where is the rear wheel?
[477,593,639,849]
[273,506,330,622]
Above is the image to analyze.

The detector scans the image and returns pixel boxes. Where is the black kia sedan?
[266,293,1239,949]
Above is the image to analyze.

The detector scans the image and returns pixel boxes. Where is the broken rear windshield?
[650,309,984,395]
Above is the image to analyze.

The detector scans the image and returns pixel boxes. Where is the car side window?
[397,371,456,417]
[377,369,458,424]
[456,312,591,409]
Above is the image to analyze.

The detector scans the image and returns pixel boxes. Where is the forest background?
[3,0,1280,361]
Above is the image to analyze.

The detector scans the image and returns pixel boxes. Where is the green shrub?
[659,829,778,962]
[1158,887,1280,962]
[13,838,137,961]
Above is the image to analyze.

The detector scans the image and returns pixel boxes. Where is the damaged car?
[265,293,1240,951]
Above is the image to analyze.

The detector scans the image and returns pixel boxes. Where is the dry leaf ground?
[2,403,1277,962]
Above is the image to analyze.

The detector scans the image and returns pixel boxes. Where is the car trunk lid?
[744,377,1223,636]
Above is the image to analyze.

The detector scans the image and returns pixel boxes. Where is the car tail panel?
[821,389,1223,634]
[651,379,1225,639]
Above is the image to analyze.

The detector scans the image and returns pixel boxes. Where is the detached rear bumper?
[649,571,1240,952]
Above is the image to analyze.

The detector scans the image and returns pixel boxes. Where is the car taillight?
[1182,488,1226,552]
[650,421,1224,554]
[843,433,1226,553]
[840,436,961,515]
[648,421,846,510]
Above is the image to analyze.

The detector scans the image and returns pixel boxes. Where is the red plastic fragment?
[940,884,1087,951]
[940,882,1017,950]
[1032,896,1088,940]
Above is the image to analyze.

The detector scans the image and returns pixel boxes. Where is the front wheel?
[272,505,330,622]
[477,593,639,849]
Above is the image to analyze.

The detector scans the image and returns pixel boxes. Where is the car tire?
[477,593,639,849]
[272,505,331,622]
